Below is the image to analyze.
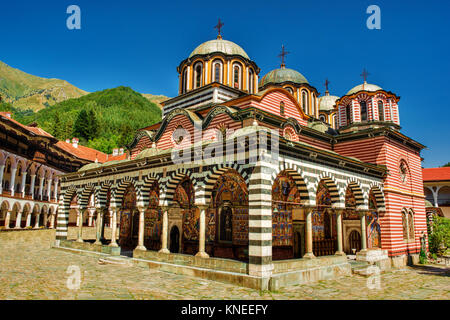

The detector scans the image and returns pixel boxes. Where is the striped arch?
[369,182,386,211]
[23,202,33,214]
[271,162,314,204]
[198,163,248,204]
[315,172,344,207]
[161,168,196,206]
[343,178,366,208]
[111,176,139,208]
[56,185,79,240]
[139,172,163,207]
[79,183,96,210]
[97,180,113,208]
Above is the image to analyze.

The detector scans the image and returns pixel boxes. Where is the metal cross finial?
[361,68,370,83]
[214,18,224,39]
[278,45,290,68]
[325,79,330,93]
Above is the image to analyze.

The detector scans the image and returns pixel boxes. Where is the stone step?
[98,256,133,266]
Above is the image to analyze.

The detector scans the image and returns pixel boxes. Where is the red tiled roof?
[422,167,450,182]
[0,112,54,138]
[56,141,108,163]
[105,154,127,162]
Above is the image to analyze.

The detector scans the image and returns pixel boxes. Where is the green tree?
[73,109,90,141]
[443,162,450,167]
[51,112,62,138]
[428,216,450,256]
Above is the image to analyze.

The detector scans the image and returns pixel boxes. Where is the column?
[14,210,23,228]
[4,210,11,229]
[38,177,44,200]
[109,208,118,247]
[20,171,27,197]
[195,205,209,258]
[303,206,316,259]
[29,175,36,199]
[43,211,48,228]
[135,206,147,251]
[0,164,4,194]
[360,211,367,251]
[53,180,59,202]
[88,209,94,226]
[46,178,52,200]
[94,208,102,245]
[26,212,31,227]
[34,213,40,229]
[50,213,55,229]
[9,167,17,196]
[335,209,345,255]
[76,209,84,242]
[159,207,169,253]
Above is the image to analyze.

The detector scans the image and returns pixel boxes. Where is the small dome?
[347,82,382,95]
[319,94,339,112]
[259,67,309,87]
[78,162,101,172]
[189,39,249,60]
[424,200,433,208]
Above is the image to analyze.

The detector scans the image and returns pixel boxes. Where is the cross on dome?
[361,68,370,83]
[324,79,330,95]
[214,18,224,39]
[278,45,290,69]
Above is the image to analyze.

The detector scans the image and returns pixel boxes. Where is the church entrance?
[119,185,138,249]
[170,226,180,253]
[293,225,305,258]
[348,230,361,253]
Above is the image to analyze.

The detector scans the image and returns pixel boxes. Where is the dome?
[347,82,382,95]
[319,94,339,112]
[189,39,249,60]
[259,67,309,87]
[78,162,101,172]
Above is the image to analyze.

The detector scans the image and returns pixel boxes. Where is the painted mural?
[144,183,162,242]
[344,188,360,220]
[119,185,137,247]
[367,191,381,248]
[314,181,334,239]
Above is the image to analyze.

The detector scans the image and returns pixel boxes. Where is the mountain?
[0,60,87,111]
[14,86,162,154]
[141,93,169,110]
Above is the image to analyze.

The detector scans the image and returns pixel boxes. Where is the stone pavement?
[0,244,449,300]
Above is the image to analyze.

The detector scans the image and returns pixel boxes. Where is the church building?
[56,24,427,290]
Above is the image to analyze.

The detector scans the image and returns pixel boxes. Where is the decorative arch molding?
[111,176,140,208]
[198,163,248,205]
[127,130,155,151]
[368,182,386,211]
[314,172,344,207]
[79,183,97,210]
[97,181,113,208]
[270,162,315,205]
[202,106,240,129]
[342,178,366,209]
[153,108,201,143]
[281,118,302,134]
[161,167,196,206]
[139,172,163,207]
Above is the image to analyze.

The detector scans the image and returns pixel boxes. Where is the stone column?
[360,211,368,252]
[43,211,48,228]
[20,171,27,197]
[29,175,36,199]
[50,213,55,229]
[88,209,94,227]
[303,206,316,259]
[4,210,11,229]
[54,180,59,202]
[14,210,23,229]
[94,208,102,245]
[0,165,4,194]
[38,177,44,200]
[335,209,345,255]
[109,208,119,247]
[26,212,31,227]
[34,213,40,229]
[135,206,147,251]
[159,207,169,253]
[76,209,84,243]
[46,179,52,200]
[9,167,17,196]
[195,205,209,258]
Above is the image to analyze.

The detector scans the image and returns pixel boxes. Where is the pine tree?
[73,109,90,141]
[87,109,99,140]
[52,112,62,138]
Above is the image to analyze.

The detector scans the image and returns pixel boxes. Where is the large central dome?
[259,67,309,87]
[189,39,250,60]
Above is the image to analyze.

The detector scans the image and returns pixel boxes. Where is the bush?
[428,216,450,256]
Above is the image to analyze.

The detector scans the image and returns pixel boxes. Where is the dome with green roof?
[189,39,250,60]
[78,162,102,172]
[319,93,339,112]
[259,67,309,88]
[347,81,382,95]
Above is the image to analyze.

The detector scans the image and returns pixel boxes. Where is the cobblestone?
[0,244,448,300]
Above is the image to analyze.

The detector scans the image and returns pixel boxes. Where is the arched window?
[233,63,242,89]
[399,161,409,184]
[301,90,308,113]
[212,60,222,83]
[408,210,415,240]
[360,101,367,122]
[333,114,338,129]
[280,101,285,116]
[193,62,203,89]
[378,100,384,121]
[181,68,188,93]
[319,115,326,122]
[285,87,293,94]
[248,68,254,93]
[402,209,408,240]
[312,93,316,117]
[345,104,352,125]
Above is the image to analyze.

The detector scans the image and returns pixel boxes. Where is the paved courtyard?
[0,243,449,300]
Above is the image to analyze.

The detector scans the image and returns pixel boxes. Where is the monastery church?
[55,23,427,289]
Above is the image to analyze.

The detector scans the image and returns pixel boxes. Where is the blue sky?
[0,0,449,167]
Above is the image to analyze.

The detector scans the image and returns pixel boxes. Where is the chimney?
[119,148,124,155]
[65,139,70,143]
[5,113,11,118]
[112,148,119,156]
[72,137,79,148]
